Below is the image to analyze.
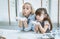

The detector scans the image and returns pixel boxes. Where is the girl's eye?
[23,8,25,9]
[26,8,29,10]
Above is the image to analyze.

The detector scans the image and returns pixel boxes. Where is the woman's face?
[22,4,31,17]
[36,11,45,22]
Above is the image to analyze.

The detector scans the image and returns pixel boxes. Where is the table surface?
[0,29,60,39]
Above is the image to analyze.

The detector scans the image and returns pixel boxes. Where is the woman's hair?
[35,8,52,31]
[22,2,35,14]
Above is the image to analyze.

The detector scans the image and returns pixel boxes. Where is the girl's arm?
[39,21,50,33]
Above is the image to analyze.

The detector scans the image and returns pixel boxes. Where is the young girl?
[34,8,52,33]
[17,2,35,31]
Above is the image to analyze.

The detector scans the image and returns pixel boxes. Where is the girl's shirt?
[27,14,35,24]
[18,13,35,30]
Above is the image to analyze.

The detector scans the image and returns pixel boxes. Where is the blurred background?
[0,0,60,30]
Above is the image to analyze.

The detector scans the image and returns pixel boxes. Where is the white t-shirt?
[44,21,50,30]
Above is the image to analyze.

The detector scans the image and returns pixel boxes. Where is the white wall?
[42,0,49,14]
[17,0,23,17]
[59,0,60,25]
[10,0,16,22]
[0,0,9,22]
[50,0,58,23]
[24,0,41,10]
[0,0,59,25]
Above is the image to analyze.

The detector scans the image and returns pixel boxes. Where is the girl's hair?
[35,8,52,31]
[22,2,35,14]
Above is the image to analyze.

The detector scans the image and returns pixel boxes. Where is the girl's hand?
[20,17,27,21]
[35,25,39,33]
[18,20,23,27]
[23,19,28,28]
[31,21,40,25]
[35,22,41,26]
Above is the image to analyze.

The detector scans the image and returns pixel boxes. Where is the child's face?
[22,4,31,17]
[36,11,45,22]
